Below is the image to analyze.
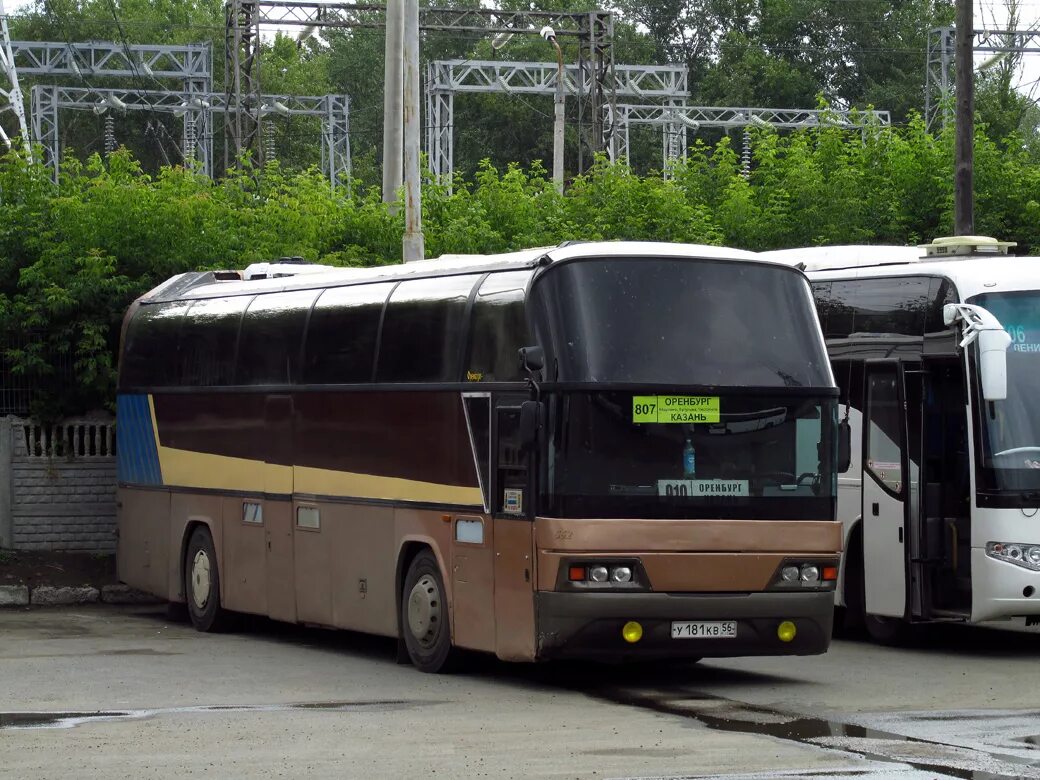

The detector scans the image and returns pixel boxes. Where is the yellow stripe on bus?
[155,444,482,506]
[295,466,482,506]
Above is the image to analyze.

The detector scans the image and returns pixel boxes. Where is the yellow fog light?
[621,621,643,643]
[777,621,797,643]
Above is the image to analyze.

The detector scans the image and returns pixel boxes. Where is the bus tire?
[863,613,917,645]
[184,525,233,633]
[401,550,456,673]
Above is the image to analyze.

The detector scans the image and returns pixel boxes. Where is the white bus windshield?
[970,291,1040,497]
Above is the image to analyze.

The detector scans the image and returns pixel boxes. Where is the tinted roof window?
[236,290,320,385]
[376,275,479,382]
[303,283,395,384]
[120,300,193,389]
[176,296,250,386]
[467,271,530,382]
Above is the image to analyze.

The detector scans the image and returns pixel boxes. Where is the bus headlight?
[987,542,1040,572]
[562,559,646,590]
[611,566,633,583]
[770,560,837,590]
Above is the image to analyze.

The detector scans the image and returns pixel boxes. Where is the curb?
[0,583,161,607]
[101,584,162,605]
[31,586,101,606]
[0,585,30,606]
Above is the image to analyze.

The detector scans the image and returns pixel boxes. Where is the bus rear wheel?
[185,526,233,633]
[401,551,456,673]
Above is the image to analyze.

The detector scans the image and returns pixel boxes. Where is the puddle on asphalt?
[0,700,436,730]
[590,687,1040,780]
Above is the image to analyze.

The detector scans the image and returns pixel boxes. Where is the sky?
[3,0,1040,101]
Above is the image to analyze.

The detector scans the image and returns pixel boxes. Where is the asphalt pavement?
[1,605,1039,779]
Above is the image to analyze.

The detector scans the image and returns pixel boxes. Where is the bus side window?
[376,275,480,383]
[866,370,903,493]
[121,300,192,389]
[236,290,319,385]
[496,407,529,517]
[302,283,395,384]
[467,272,531,382]
[177,296,250,387]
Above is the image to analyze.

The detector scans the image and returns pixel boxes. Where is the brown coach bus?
[116,241,843,672]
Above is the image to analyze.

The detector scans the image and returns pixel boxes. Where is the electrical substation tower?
[9,40,212,174]
[0,2,31,155]
[223,0,616,171]
[426,60,687,185]
[925,26,1040,132]
[31,85,351,188]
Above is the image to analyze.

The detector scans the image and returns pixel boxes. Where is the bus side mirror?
[519,401,543,451]
[978,328,1011,402]
[944,302,1011,402]
[518,346,544,375]
[837,419,852,473]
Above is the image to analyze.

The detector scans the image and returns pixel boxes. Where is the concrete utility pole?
[541,26,565,194]
[402,0,424,262]
[954,0,974,235]
[382,0,403,209]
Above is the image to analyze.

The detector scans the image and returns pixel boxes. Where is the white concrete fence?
[0,415,117,552]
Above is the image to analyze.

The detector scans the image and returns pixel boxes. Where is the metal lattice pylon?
[426,59,687,183]
[321,94,351,192]
[31,85,349,188]
[0,2,31,156]
[606,104,892,176]
[225,0,617,172]
[924,25,1040,132]
[924,27,955,132]
[9,38,214,168]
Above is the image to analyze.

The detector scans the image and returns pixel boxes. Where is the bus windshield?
[543,391,837,520]
[528,257,832,387]
[970,291,1040,496]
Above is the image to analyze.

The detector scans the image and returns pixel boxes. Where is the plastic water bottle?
[683,437,696,478]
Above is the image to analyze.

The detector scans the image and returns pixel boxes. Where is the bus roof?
[759,244,927,272]
[143,241,772,303]
[760,240,1039,300]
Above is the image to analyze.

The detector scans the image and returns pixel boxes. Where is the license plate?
[671,621,737,639]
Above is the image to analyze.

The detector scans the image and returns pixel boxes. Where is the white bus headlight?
[987,542,1040,572]
[781,565,800,583]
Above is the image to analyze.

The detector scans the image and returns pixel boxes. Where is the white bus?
[763,237,1040,642]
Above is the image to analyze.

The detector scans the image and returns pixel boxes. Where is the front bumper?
[535,590,834,660]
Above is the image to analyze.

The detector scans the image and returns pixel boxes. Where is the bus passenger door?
[862,361,910,618]
[491,404,536,662]
[264,394,296,623]
[452,394,496,653]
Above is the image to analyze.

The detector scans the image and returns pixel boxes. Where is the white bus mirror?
[943,303,1012,402]
[978,328,1012,402]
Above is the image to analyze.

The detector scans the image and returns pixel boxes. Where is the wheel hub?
[407,574,441,648]
[191,549,211,610]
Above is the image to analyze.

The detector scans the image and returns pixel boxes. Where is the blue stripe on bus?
[116,394,162,486]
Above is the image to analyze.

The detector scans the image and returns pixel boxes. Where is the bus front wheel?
[185,526,233,633]
[401,550,456,673]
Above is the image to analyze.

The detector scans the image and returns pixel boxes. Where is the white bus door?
[862,361,909,618]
